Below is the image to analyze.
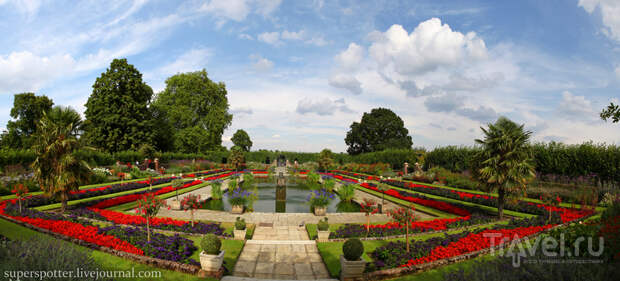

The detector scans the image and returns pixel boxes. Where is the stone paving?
[162,179,230,206]
[232,226,334,280]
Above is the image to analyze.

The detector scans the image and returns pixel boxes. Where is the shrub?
[211,181,223,200]
[235,217,246,230]
[342,238,364,261]
[338,183,356,202]
[201,234,221,255]
[317,217,329,231]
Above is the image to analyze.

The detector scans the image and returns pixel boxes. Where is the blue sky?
[1,0,619,152]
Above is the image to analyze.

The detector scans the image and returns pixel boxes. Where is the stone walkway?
[232,226,334,280]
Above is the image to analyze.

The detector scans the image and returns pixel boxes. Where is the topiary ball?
[201,234,221,255]
[317,217,329,231]
[235,217,246,230]
[342,238,363,261]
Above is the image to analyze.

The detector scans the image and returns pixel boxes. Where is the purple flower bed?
[98,225,199,266]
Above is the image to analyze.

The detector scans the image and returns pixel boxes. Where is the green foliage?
[345,107,413,155]
[305,171,321,190]
[424,146,479,172]
[138,143,156,159]
[337,183,356,202]
[211,181,223,200]
[318,148,334,172]
[228,146,245,171]
[231,129,252,152]
[600,102,620,123]
[342,238,364,261]
[4,93,54,149]
[317,217,329,231]
[152,70,232,152]
[200,234,222,255]
[241,172,254,189]
[83,59,154,152]
[32,107,91,212]
[474,117,535,219]
[234,217,246,230]
[323,178,336,192]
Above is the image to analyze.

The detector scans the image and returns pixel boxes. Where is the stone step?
[247,240,316,245]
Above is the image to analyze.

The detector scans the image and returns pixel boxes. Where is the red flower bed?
[90,180,203,209]
[89,208,187,226]
[369,216,469,232]
[401,225,553,267]
[0,203,143,255]
[359,183,471,217]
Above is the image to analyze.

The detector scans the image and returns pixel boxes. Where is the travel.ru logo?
[483,232,605,267]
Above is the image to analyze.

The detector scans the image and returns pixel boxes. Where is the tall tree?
[600,102,620,123]
[5,93,54,148]
[229,146,245,171]
[83,58,154,152]
[345,108,413,155]
[473,117,536,219]
[152,70,232,152]
[32,106,91,213]
[231,129,252,152]
[318,148,334,172]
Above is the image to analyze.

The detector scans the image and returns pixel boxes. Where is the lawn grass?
[0,218,216,281]
[33,180,183,211]
[316,219,508,277]
[184,235,245,273]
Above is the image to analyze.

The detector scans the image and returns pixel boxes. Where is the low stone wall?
[0,214,222,277]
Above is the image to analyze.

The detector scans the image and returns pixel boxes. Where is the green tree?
[231,129,252,152]
[318,148,334,172]
[229,146,245,171]
[83,58,154,152]
[5,93,54,148]
[345,108,413,155]
[600,102,620,123]
[31,107,91,213]
[473,117,536,219]
[173,126,211,153]
[152,70,232,152]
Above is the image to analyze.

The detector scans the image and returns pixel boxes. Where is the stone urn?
[234,229,247,240]
[313,206,326,216]
[339,255,366,281]
[199,250,225,272]
[317,230,330,242]
[231,205,244,214]
[169,199,182,210]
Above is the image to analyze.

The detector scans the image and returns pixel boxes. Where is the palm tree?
[32,106,91,213]
[473,117,535,220]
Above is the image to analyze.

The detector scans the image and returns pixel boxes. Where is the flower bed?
[89,180,204,209]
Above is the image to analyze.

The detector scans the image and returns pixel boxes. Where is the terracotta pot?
[231,205,244,214]
[314,206,326,216]
[317,230,330,242]
[199,250,225,272]
[234,229,247,240]
[339,255,366,281]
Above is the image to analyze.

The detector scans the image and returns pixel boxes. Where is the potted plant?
[199,234,225,272]
[339,238,366,280]
[168,177,184,210]
[234,217,247,240]
[228,188,251,214]
[317,217,330,242]
[307,189,334,216]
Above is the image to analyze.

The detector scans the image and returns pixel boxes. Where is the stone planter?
[317,230,330,242]
[231,205,244,214]
[199,250,225,272]
[169,200,182,210]
[313,206,326,216]
[234,229,247,240]
[340,255,366,281]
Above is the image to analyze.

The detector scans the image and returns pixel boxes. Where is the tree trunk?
[61,191,68,213]
[366,215,370,237]
[191,210,195,227]
[147,216,151,242]
[406,221,410,253]
[497,187,505,220]
[18,198,22,214]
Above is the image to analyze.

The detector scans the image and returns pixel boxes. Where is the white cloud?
[238,33,253,40]
[579,0,620,42]
[305,36,328,46]
[296,97,353,115]
[424,93,463,112]
[368,18,487,75]
[558,91,595,119]
[200,0,251,22]
[258,31,281,45]
[272,134,280,138]
[0,0,42,17]
[155,48,211,76]
[281,30,305,40]
[328,74,362,95]
[251,55,274,71]
[232,107,253,115]
[254,0,282,16]
[335,43,364,69]
[615,66,620,79]
[0,51,76,94]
